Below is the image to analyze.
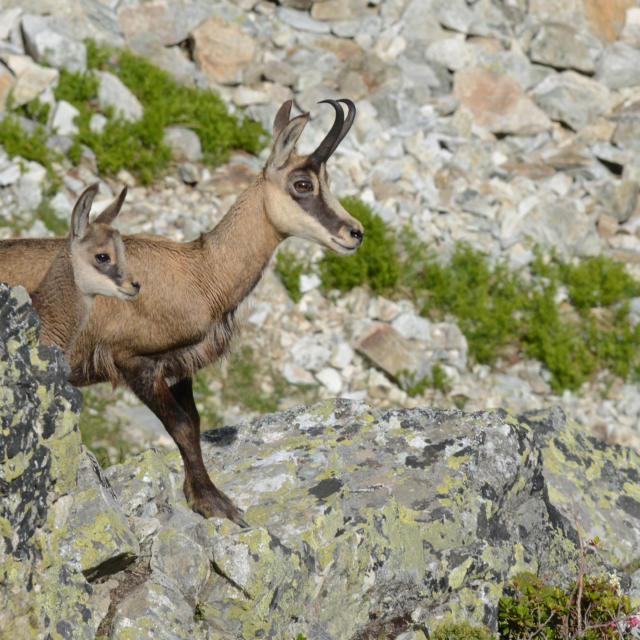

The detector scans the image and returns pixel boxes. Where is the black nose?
[350,228,364,241]
[132,281,141,291]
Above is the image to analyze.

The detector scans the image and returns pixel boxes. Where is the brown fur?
[0,100,363,526]
[28,184,139,358]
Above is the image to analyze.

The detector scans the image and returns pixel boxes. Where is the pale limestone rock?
[5,54,58,106]
[96,70,144,122]
[453,68,551,135]
[191,15,256,85]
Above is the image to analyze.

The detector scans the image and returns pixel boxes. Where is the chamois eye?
[95,253,111,265]
[294,180,313,193]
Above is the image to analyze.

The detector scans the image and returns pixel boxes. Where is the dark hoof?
[234,514,250,529]
[186,481,249,528]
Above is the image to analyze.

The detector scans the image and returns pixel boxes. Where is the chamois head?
[263,99,364,256]
[70,184,140,300]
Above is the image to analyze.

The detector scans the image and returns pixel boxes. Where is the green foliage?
[85,38,113,70]
[563,254,640,311]
[499,572,634,639]
[319,197,400,293]
[285,195,640,393]
[431,362,451,392]
[51,42,266,183]
[79,386,145,467]
[55,68,99,104]
[431,621,496,640]
[0,115,56,169]
[222,345,286,413]
[403,363,451,397]
[18,97,51,125]
[0,115,62,191]
[407,242,640,392]
[115,49,265,164]
[414,244,523,365]
[77,108,172,184]
[274,249,307,303]
[195,344,292,422]
[36,198,68,235]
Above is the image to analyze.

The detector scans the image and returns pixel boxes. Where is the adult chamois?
[29,184,140,357]
[0,99,363,526]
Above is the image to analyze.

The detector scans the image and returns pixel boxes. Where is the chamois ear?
[94,185,127,225]
[269,113,309,170]
[273,99,293,140]
[70,183,99,240]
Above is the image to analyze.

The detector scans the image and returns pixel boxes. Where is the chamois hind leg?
[123,366,248,527]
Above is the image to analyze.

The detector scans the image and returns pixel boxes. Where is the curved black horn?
[332,98,356,155]
[310,99,345,167]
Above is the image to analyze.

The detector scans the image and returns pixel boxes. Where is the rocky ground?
[2,0,640,453]
[3,281,640,639]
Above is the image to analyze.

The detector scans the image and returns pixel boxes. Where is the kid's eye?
[294,180,313,193]
[95,253,111,264]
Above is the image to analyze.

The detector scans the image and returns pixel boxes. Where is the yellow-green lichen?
[447,453,469,470]
[449,557,474,590]
[45,429,82,495]
[2,450,32,482]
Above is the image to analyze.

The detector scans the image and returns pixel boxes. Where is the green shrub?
[55,68,99,104]
[316,210,640,392]
[114,49,265,165]
[563,254,640,311]
[413,243,523,365]
[85,38,113,70]
[52,42,267,183]
[274,249,307,302]
[405,242,640,392]
[79,386,145,467]
[18,97,51,125]
[0,115,62,191]
[499,571,634,639]
[0,115,56,170]
[403,363,451,397]
[319,197,400,293]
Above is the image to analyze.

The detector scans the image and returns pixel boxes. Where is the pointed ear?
[70,183,99,239]
[273,99,293,139]
[268,113,309,170]
[94,185,127,225]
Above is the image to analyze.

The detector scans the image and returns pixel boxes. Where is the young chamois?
[28,184,140,357]
[0,99,364,526]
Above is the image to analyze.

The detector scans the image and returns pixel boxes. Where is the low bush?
[0,39,267,190]
[499,571,636,639]
[277,196,640,394]
[318,197,400,293]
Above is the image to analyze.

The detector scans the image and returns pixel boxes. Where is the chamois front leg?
[169,378,200,430]
[123,366,248,527]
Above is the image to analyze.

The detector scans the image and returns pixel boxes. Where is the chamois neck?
[30,243,90,356]
[200,175,283,313]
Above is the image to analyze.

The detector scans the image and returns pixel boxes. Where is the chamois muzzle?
[310,99,356,168]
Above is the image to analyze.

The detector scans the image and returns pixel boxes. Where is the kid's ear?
[94,186,127,225]
[70,183,99,239]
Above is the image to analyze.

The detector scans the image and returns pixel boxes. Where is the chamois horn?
[310,99,356,167]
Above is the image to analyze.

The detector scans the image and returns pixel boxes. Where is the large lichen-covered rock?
[3,281,639,639]
[0,284,138,638]
[102,400,640,639]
